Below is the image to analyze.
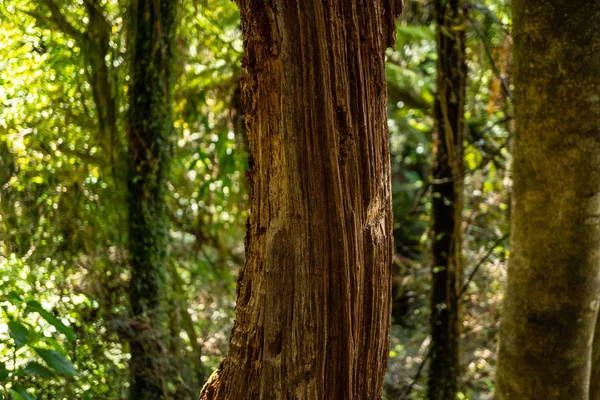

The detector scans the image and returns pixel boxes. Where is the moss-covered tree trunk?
[199,0,402,398]
[495,1,600,398]
[127,0,177,398]
[429,0,465,398]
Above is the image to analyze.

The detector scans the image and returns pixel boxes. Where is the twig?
[458,233,509,299]
[401,346,432,399]
[466,14,513,100]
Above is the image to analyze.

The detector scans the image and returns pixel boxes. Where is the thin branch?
[467,1,511,36]
[34,0,88,47]
[399,234,508,399]
[466,15,513,100]
[401,345,432,399]
[458,233,509,299]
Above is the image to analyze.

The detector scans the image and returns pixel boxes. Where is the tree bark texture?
[127,0,177,398]
[495,1,600,399]
[200,1,402,399]
[429,0,465,398]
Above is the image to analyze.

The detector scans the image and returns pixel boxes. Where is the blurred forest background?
[0,0,511,398]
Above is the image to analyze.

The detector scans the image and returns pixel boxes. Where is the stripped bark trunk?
[127,0,177,398]
[428,0,466,398]
[496,1,600,398]
[199,0,402,398]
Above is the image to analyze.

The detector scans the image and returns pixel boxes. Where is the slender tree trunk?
[36,0,118,159]
[200,1,402,398]
[496,1,600,398]
[428,0,465,398]
[85,0,117,157]
[127,0,177,398]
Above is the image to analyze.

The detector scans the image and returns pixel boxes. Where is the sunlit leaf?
[25,301,76,340]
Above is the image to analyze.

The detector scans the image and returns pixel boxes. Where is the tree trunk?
[200,1,402,398]
[428,0,465,398]
[85,0,117,157]
[127,0,177,398]
[495,1,600,398]
[36,0,118,160]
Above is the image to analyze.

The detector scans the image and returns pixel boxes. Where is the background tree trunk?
[496,1,600,398]
[85,0,117,157]
[200,0,402,398]
[428,0,466,398]
[127,0,177,398]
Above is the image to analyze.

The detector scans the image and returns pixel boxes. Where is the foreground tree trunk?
[496,1,600,398]
[127,0,177,398]
[428,0,465,398]
[200,1,402,398]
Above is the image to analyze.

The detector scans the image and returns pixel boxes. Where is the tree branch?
[458,233,509,299]
[466,14,513,100]
[35,0,88,47]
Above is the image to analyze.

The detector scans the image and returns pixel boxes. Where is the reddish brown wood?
[200,1,402,399]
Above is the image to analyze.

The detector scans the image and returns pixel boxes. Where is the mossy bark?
[127,0,177,398]
[496,1,600,399]
[429,0,466,398]
[199,0,402,398]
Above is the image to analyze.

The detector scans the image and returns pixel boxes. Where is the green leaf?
[45,336,67,355]
[396,24,435,41]
[7,291,23,304]
[11,385,36,400]
[8,321,30,349]
[25,301,76,340]
[0,362,9,381]
[34,348,76,376]
[23,362,55,378]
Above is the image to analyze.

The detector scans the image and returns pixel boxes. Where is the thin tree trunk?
[496,1,600,398]
[428,0,465,398]
[85,0,117,157]
[36,0,118,159]
[200,1,402,398]
[127,0,177,398]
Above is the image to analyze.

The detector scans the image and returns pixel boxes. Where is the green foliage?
[25,301,76,341]
[1,289,77,398]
